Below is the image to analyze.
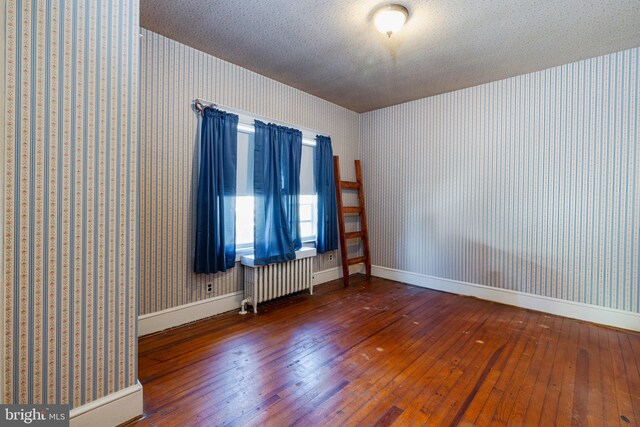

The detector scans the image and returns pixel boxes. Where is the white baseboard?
[371,265,640,332]
[138,265,362,337]
[70,380,142,427]
[313,264,365,286]
[138,291,244,336]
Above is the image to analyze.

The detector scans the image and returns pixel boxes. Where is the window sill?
[234,241,317,263]
[235,248,253,262]
[240,246,317,267]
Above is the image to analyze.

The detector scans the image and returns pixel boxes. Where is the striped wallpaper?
[6,3,632,410]
[2,0,139,408]
[360,47,640,313]
[139,30,360,315]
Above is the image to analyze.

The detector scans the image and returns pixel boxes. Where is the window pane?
[236,131,254,196]
[236,196,254,246]
[299,204,312,222]
[300,222,313,239]
[300,145,315,195]
[299,194,317,240]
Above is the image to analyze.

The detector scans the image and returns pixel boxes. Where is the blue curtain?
[194,108,238,274]
[314,135,339,253]
[253,120,302,265]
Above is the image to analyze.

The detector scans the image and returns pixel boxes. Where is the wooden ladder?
[333,156,371,286]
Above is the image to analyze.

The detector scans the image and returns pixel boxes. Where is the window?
[234,122,319,253]
[235,195,254,251]
[299,194,317,241]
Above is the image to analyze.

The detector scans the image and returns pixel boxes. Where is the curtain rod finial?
[194,98,217,115]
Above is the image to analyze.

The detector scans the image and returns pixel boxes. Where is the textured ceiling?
[140,0,640,113]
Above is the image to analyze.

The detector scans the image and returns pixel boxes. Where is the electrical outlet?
[328,253,334,261]
[206,283,213,293]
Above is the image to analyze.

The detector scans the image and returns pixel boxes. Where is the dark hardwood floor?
[131,275,640,426]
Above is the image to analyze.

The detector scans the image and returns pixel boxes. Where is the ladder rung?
[347,256,367,265]
[343,206,361,214]
[345,231,364,239]
[340,181,359,189]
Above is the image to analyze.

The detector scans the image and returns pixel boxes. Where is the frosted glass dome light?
[373,4,409,38]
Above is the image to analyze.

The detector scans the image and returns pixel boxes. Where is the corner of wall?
[357,109,363,162]
[0,0,7,403]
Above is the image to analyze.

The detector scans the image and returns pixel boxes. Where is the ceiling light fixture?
[373,4,409,38]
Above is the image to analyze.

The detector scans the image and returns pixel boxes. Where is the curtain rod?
[192,98,329,140]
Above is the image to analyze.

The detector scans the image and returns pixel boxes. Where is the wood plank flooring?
[131,276,640,426]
